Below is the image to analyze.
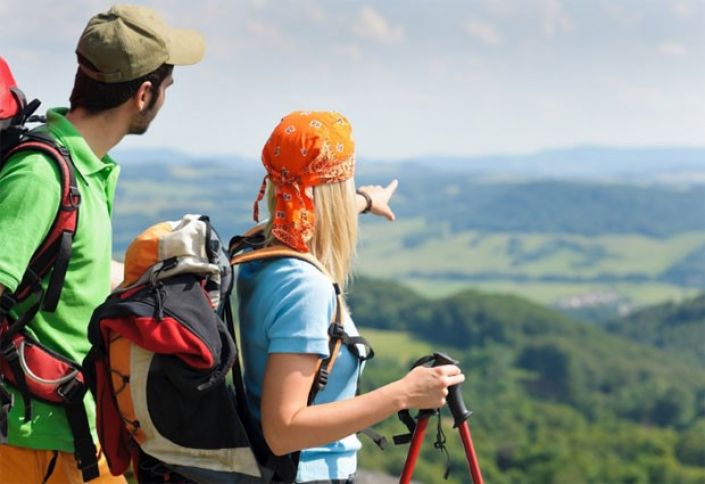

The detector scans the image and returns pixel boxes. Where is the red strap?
[4,139,80,306]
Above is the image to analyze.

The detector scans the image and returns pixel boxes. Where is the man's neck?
[64,108,127,159]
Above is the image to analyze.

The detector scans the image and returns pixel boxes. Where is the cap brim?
[166,28,205,66]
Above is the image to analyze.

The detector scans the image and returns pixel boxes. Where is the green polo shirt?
[0,107,120,451]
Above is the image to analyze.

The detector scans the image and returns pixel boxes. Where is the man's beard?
[128,105,157,135]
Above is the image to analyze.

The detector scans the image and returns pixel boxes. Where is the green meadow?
[356,218,704,307]
[112,162,705,317]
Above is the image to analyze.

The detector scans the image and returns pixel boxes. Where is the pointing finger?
[385,179,399,195]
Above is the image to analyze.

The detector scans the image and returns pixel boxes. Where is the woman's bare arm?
[260,352,464,456]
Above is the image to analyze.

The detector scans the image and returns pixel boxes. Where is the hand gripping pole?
[399,353,484,484]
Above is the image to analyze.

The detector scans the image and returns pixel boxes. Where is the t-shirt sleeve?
[0,152,62,292]
[266,261,336,358]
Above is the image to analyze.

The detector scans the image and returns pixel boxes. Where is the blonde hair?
[265,179,358,290]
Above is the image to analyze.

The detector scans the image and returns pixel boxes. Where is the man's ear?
[135,81,153,113]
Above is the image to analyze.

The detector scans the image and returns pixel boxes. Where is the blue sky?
[2,0,703,160]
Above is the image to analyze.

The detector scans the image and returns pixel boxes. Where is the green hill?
[600,293,705,366]
[348,277,705,483]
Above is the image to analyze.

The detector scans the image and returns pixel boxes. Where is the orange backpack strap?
[231,239,350,404]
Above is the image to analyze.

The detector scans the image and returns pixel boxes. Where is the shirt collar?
[45,107,118,177]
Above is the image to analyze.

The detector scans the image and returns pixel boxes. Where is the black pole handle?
[447,384,471,428]
[431,352,472,428]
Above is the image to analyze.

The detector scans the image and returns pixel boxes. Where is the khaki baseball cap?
[76,4,205,83]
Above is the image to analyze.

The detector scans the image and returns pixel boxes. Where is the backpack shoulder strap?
[231,245,330,278]
[231,236,374,404]
[231,244,342,401]
[0,135,95,479]
[0,133,80,324]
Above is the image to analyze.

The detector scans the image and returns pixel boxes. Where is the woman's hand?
[396,364,465,410]
[357,179,399,221]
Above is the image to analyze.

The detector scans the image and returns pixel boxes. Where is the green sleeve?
[0,151,61,292]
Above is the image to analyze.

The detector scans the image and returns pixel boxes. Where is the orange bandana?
[253,111,355,252]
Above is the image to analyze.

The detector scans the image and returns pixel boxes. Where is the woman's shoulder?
[246,257,337,341]
[246,255,335,297]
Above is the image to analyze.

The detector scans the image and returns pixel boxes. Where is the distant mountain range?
[113,144,705,183]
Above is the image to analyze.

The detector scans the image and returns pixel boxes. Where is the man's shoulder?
[1,139,64,182]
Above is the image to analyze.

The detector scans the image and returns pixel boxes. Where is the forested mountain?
[347,277,705,483]
[600,293,705,366]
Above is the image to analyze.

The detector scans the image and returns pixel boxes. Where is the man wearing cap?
[0,4,204,482]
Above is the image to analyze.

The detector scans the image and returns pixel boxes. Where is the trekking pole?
[399,409,432,484]
[398,353,484,484]
[447,378,483,484]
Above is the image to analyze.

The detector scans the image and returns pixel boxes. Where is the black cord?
[433,410,451,480]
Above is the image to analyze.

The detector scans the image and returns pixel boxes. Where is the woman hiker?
[236,111,464,483]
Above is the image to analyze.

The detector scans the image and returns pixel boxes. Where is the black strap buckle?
[317,367,329,389]
[57,378,85,404]
[0,381,14,443]
[76,456,99,481]
[56,145,70,158]
[0,343,19,363]
[67,186,81,210]
[0,293,16,313]
[328,323,346,339]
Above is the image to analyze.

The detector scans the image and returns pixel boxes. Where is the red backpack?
[0,57,98,481]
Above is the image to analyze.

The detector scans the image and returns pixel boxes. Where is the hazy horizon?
[112,142,705,163]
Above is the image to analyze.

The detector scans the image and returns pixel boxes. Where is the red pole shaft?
[399,417,430,484]
[458,421,484,484]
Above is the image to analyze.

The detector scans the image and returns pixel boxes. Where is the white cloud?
[336,43,363,60]
[482,0,517,16]
[537,0,574,37]
[673,2,692,17]
[353,6,405,45]
[299,0,327,24]
[658,41,687,57]
[464,21,502,46]
[246,20,287,44]
[598,0,643,24]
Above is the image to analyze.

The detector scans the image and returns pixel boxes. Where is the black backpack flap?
[159,317,236,397]
[151,275,225,363]
[146,353,250,450]
[96,275,225,371]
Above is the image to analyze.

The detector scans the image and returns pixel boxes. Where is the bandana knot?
[252,111,355,252]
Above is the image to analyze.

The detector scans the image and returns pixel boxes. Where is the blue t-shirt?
[237,257,363,482]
